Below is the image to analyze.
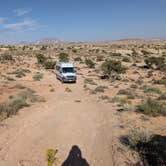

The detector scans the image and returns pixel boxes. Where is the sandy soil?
[0,76,119,166]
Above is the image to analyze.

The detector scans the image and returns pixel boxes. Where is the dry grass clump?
[0,88,36,120]
[85,58,95,68]
[121,129,153,149]
[33,72,43,81]
[84,78,97,85]
[94,85,108,93]
[120,129,166,166]
[137,98,166,117]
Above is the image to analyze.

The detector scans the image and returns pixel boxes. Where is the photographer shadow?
[62,145,90,166]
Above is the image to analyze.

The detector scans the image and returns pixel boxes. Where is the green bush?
[36,54,47,64]
[124,129,152,149]
[1,54,13,61]
[85,59,95,68]
[110,52,121,56]
[101,60,126,75]
[58,52,69,62]
[11,69,30,78]
[141,50,150,55]
[44,60,56,69]
[74,57,82,62]
[0,89,36,120]
[145,56,166,71]
[122,57,131,62]
[154,78,166,86]
[33,72,43,81]
[137,98,166,116]
[94,86,108,93]
[96,55,104,62]
[143,85,162,94]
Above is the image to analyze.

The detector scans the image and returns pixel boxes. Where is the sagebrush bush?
[74,57,82,62]
[110,52,121,56]
[33,72,43,81]
[11,69,29,78]
[0,89,36,120]
[36,54,47,64]
[122,129,152,149]
[1,54,13,61]
[137,98,166,116]
[58,52,69,62]
[94,86,108,93]
[101,60,126,75]
[44,60,56,69]
[145,56,166,71]
[85,59,95,68]
[143,85,162,94]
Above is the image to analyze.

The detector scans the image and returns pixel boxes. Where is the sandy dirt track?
[0,77,119,166]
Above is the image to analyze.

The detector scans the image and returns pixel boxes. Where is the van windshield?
[62,67,74,73]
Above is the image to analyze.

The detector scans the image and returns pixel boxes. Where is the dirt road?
[0,77,119,166]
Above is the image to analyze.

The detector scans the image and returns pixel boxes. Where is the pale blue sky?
[0,0,166,43]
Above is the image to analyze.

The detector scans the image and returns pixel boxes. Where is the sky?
[0,0,166,43]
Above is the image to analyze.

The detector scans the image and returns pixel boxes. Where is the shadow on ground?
[62,145,90,166]
[120,134,166,166]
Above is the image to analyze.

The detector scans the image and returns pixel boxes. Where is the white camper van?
[55,62,77,83]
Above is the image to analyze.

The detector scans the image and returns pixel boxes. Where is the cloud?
[14,8,32,16]
[3,18,37,31]
[0,17,8,24]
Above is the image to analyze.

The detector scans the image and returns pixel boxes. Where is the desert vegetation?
[0,40,166,165]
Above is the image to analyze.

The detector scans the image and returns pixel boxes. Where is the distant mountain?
[34,38,64,45]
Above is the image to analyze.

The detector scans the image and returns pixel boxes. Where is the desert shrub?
[11,69,27,78]
[158,93,166,100]
[99,95,110,101]
[46,149,58,166]
[137,98,166,116]
[143,85,161,94]
[94,86,108,93]
[84,78,97,85]
[154,77,166,86]
[72,48,77,53]
[58,52,69,62]
[85,59,95,68]
[122,57,131,62]
[121,129,152,149]
[119,97,132,106]
[130,84,138,89]
[121,131,166,166]
[1,54,13,61]
[2,75,15,81]
[101,60,126,75]
[44,60,56,69]
[132,49,138,56]
[74,57,82,62]
[110,52,121,56]
[0,89,36,120]
[40,46,47,51]
[33,72,43,81]
[96,55,104,62]
[65,87,72,92]
[117,89,135,99]
[36,54,47,64]
[117,89,129,95]
[144,56,166,71]
[141,50,150,55]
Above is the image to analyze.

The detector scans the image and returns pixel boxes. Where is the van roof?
[56,62,74,68]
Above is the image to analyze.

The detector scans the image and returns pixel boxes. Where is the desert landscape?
[0,39,166,165]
